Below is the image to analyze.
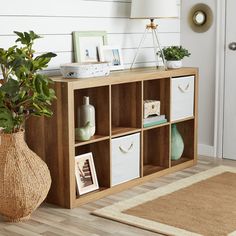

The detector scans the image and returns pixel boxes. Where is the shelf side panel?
[26,82,72,208]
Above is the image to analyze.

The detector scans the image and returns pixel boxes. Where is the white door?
[223,0,236,159]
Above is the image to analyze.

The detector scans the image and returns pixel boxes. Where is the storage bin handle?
[119,142,134,154]
[178,83,190,93]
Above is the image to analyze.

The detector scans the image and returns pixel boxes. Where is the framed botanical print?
[73,31,108,63]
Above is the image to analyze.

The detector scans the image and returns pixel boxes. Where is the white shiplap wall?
[0,0,180,74]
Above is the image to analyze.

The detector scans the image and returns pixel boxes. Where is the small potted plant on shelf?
[157,46,191,69]
[0,31,56,222]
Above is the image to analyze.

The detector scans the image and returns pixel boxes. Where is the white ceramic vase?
[78,96,96,136]
[166,60,182,69]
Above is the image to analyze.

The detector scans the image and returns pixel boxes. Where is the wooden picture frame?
[75,152,99,195]
[73,31,108,63]
[99,45,124,71]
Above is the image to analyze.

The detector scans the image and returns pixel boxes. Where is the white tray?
[60,62,110,79]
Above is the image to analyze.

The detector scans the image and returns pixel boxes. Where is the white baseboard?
[198,144,215,157]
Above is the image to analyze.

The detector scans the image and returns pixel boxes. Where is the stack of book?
[143,115,167,128]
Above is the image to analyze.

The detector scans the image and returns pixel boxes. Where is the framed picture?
[73,31,107,63]
[99,45,124,71]
[75,152,99,195]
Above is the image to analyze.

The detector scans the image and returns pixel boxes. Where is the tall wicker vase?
[0,131,51,222]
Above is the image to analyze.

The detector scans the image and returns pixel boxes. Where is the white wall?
[2,0,217,156]
[181,0,217,156]
[0,0,180,73]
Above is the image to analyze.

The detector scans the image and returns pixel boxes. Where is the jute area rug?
[93,166,236,236]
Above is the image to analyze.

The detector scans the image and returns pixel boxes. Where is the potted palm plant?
[0,31,56,222]
[157,46,191,69]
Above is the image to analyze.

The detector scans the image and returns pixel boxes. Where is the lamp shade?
[130,0,178,19]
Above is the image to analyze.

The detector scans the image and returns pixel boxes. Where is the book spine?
[143,119,167,128]
[143,115,165,124]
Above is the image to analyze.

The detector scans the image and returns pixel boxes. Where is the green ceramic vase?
[171,124,184,160]
[75,122,91,141]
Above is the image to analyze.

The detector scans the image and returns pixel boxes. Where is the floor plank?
[0,156,235,236]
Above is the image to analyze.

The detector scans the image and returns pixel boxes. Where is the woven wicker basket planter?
[0,131,51,222]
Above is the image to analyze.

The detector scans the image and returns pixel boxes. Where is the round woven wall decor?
[189,3,213,33]
[0,131,51,222]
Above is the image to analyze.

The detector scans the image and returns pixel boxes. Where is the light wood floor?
[0,156,235,236]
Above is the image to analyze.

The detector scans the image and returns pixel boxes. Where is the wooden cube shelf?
[143,125,170,176]
[143,78,170,121]
[75,140,110,190]
[25,67,198,208]
[111,82,142,136]
[74,86,109,146]
[171,119,195,167]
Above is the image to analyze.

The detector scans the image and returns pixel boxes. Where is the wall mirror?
[193,10,206,25]
[189,3,213,33]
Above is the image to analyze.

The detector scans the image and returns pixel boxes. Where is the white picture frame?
[75,152,99,195]
[73,31,108,63]
[99,45,124,71]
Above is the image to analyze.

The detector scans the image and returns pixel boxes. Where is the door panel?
[223,0,236,159]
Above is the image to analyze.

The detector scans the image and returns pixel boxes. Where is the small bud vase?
[171,124,184,160]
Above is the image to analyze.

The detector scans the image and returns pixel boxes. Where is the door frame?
[214,0,226,158]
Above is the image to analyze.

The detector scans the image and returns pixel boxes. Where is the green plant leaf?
[10,56,24,69]
[24,32,31,45]
[14,31,24,40]
[0,78,19,96]
[0,31,57,133]
[34,52,57,69]
[0,107,14,133]
[42,80,50,97]
[49,88,56,99]
[157,46,191,61]
[29,31,41,40]
[34,75,43,94]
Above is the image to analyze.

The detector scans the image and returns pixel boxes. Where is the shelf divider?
[171,157,192,167]
[74,135,110,147]
[143,165,165,176]
[111,127,141,138]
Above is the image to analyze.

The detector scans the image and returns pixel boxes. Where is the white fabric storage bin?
[111,133,140,186]
[171,76,195,121]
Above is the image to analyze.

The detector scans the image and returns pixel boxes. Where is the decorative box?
[60,62,110,79]
[143,100,160,118]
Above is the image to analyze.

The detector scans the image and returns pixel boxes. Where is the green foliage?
[157,46,191,61]
[0,31,57,133]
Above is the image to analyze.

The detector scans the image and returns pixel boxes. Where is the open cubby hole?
[143,126,170,176]
[111,82,142,136]
[75,140,110,196]
[143,78,170,121]
[171,119,195,167]
[74,86,110,144]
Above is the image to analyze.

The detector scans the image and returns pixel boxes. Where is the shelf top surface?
[51,67,198,89]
